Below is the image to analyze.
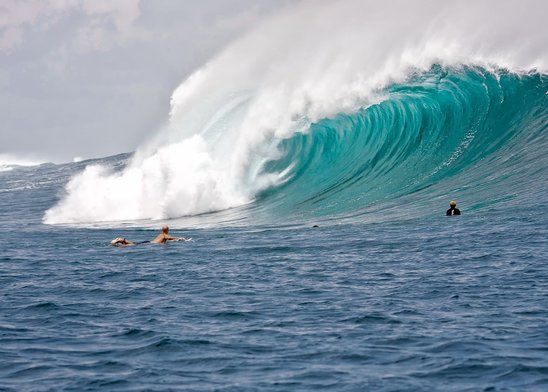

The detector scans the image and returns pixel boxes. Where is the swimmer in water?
[446,200,461,216]
[110,226,187,246]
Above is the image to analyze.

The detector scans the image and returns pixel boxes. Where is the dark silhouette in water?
[446,200,461,216]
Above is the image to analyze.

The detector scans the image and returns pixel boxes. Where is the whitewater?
[2,1,548,391]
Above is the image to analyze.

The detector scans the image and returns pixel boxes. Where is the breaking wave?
[44,0,547,225]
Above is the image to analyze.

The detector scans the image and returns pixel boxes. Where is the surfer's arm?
[167,236,186,241]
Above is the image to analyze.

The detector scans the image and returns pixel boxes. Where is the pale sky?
[0,0,294,162]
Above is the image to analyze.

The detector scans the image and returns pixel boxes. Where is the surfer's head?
[162,226,169,234]
[449,200,457,208]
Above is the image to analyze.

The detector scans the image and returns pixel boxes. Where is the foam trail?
[44,0,547,224]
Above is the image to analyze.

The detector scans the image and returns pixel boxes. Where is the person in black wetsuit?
[446,200,461,216]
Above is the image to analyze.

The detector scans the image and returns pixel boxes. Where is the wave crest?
[44,0,547,225]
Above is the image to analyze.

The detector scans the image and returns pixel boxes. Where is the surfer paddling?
[446,200,461,216]
[111,226,188,246]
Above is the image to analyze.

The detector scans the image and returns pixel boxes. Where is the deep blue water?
[1,66,547,390]
[1,165,548,391]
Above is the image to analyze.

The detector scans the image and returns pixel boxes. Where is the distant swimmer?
[446,200,461,216]
[110,226,188,246]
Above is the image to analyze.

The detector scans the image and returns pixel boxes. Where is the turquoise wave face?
[256,66,547,223]
[27,65,546,228]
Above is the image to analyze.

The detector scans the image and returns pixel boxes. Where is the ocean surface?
[1,65,547,391]
[2,0,548,388]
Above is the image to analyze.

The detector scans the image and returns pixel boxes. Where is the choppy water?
[1,159,548,390]
[1,6,547,389]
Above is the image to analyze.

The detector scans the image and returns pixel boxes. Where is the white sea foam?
[44,0,547,224]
